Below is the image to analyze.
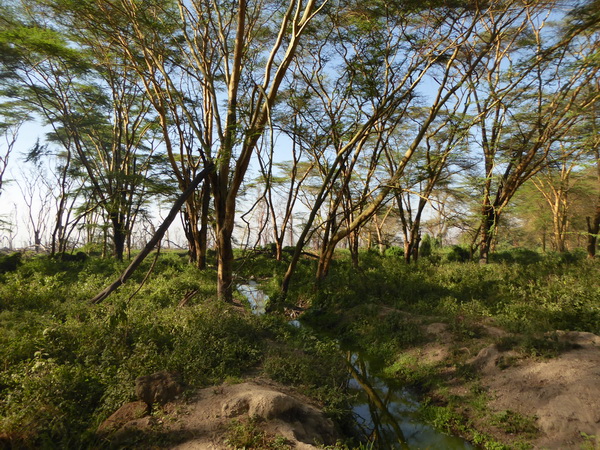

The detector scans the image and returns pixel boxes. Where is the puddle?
[237,281,269,315]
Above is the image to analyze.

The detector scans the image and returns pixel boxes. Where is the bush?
[446,246,470,263]
[420,235,432,258]
[0,252,22,274]
[385,246,404,258]
[490,248,541,264]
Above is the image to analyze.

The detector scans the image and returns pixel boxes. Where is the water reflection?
[236,282,473,449]
[237,281,269,315]
[347,353,474,450]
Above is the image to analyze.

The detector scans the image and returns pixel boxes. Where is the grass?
[0,247,598,447]
[0,252,349,447]
[225,416,292,449]
[281,248,598,448]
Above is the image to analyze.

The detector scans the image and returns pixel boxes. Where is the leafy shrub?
[420,234,432,258]
[446,246,470,263]
[0,359,104,446]
[0,252,22,274]
[385,246,404,258]
[490,248,541,264]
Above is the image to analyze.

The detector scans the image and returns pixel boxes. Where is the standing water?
[237,283,474,449]
[237,280,269,315]
[348,353,473,449]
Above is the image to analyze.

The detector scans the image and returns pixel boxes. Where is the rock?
[425,322,448,335]
[222,396,250,417]
[220,386,339,447]
[135,371,183,407]
[554,330,600,347]
[98,380,341,449]
[469,344,501,374]
[248,390,300,419]
[96,401,149,436]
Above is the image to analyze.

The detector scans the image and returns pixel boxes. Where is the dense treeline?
[0,0,598,300]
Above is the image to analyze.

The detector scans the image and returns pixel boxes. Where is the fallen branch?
[90,164,213,304]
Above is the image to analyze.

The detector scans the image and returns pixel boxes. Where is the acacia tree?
[256,83,318,261]
[467,1,600,262]
[0,2,161,260]
[53,0,327,300]
[384,107,471,263]
[15,164,53,251]
[0,118,21,198]
[585,133,600,258]
[530,143,583,253]
[281,0,529,289]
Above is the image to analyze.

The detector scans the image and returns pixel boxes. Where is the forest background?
[0,1,599,448]
[0,0,598,302]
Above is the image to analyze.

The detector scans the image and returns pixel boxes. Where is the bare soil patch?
[97,378,341,449]
[424,323,600,449]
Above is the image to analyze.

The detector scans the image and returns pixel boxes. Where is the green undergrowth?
[282,248,598,448]
[297,249,599,338]
[0,252,350,448]
[1,248,598,448]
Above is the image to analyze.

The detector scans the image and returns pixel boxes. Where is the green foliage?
[0,359,103,446]
[1,249,598,447]
[225,416,292,449]
[446,245,470,262]
[0,252,21,273]
[418,403,464,434]
[262,329,349,419]
[491,410,538,435]
[382,354,438,388]
[495,333,571,358]
[385,246,404,258]
[420,234,432,258]
[490,248,541,264]
[0,253,354,447]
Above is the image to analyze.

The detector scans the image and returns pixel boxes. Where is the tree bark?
[111,212,127,261]
[479,206,498,264]
[586,203,600,258]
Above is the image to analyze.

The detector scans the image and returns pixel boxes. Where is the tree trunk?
[541,227,547,252]
[316,243,336,282]
[216,223,234,301]
[553,216,567,252]
[479,206,498,264]
[198,181,211,269]
[274,235,284,261]
[586,203,600,258]
[111,212,126,261]
[213,173,235,302]
[349,230,359,269]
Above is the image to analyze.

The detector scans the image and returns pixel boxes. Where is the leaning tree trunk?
[90,164,213,304]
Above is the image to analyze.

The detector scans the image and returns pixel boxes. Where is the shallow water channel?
[237,283,474,449]
[347,353,473,449]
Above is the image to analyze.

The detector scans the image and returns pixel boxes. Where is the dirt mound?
[467,330,600,449]
[97,379,340,449]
